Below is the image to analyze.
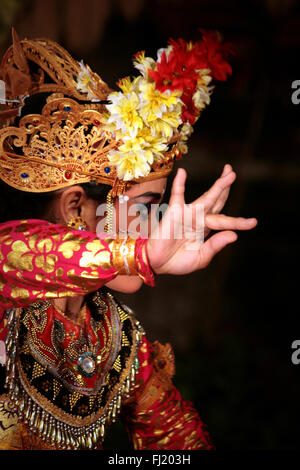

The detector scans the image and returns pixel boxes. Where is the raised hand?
[147,165,257,275]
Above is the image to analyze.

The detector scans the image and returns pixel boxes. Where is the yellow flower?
[150,107,182,138]
[137,130,167,160]
[109,150,151,181]
[117,76,139,94]
[138,81,181,123]
[133,51,156,78]
[108,130,167,180]
[106,89,143,138]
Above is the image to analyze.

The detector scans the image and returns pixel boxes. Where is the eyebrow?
[133,192,162,199]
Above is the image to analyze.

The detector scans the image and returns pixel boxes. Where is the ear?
[58,186,86,224]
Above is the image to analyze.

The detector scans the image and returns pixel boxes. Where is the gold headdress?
[0,28,232,196]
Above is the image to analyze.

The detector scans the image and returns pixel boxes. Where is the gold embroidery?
[69,392,81,411]
[4,292,144,449]
[56,267,64,277]
[31,362,46,381]
[66,269,100,291]
[36,238,53,252]
[58,240,81,259]
[23,301,57,361]
[6,240,34,272]
[0,395,21,450]
[133,341,175,412]
[88,395,96,411]
[53,379,62,401]
[10,286,30,299]
[35,253,58,273]
[112,355,122,372]
[122,331,131,346]
[80,241,112,270]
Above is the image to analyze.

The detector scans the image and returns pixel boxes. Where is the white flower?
[157,45,173,63]
[108,149,152,181]
[178,122,194,155]
[181,122,194,139]
[76,61,96,99]
[192,87,211,110]
[106,90,143,138]
[133,53,156,79]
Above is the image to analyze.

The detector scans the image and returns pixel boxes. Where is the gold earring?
[67,216,88,231]
[104,189,115,233]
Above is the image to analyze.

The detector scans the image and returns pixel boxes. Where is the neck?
[52,296,86,326]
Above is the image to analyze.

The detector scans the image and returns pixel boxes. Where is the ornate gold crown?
[0,28,232,195]
[0,94,178,195]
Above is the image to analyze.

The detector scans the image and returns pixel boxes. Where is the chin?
[106,275,143,294]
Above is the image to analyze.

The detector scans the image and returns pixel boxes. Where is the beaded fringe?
[4,307,143,450]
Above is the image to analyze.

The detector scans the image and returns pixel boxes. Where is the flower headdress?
[0,29,232,196]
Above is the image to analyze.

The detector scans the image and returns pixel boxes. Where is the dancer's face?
[107,177,167,293]
[53,176,167,293]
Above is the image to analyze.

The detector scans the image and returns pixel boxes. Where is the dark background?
[0,0,299,450]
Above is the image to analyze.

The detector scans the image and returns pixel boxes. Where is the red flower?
[149,30,232,92]
[197,29,233,81]
[149,40,200,94]
[148,30,233,124]
[180,91,198,125]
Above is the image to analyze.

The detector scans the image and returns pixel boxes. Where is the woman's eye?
[143,202,153,212]
[136,202,152,220]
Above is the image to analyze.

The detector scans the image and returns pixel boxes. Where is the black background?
[0,0,299,450]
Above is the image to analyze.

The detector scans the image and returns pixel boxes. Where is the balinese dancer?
[0,29,257,450]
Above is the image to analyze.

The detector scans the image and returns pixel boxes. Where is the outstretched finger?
[210,163,232,213]
[221,163,232,177]
[169,168,187,206]
[211,186,231,214]
[205,214,258,231]
[198,230,238,268]
[193,170,236,210]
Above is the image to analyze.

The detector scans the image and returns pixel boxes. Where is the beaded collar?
[4,289,144,449]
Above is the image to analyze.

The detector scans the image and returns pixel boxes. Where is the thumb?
[199,230,238,268]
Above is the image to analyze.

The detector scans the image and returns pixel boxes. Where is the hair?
[0,180,111,224]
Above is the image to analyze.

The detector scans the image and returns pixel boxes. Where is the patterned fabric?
[0,218,213,450]
[122,339,214,450]
[0,394,20,450]
[17,292,136,402]
[0,336,213,450]
[0,219,153,312]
